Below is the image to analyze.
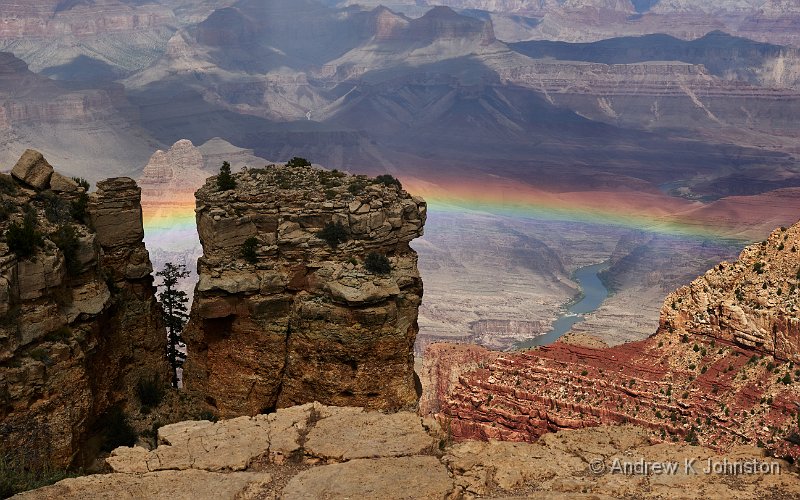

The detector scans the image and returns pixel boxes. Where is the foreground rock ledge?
[16,404,800,499]
[182,166,426,417]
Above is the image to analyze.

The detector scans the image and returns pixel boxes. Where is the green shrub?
[34,191,71,224]
[286,157,311,168]
[6,210,43,260]
[216,161,236,191]
[318,222,348,248]
[364,252,391,275]
[374,174,402,190]
[51,225,81,275]
[71,177,90,191]
[348,181,366,195]
[0,174,18,195]
[70,192,89,222]
[0,454,75,498]
[99,407,137,452]
[241,237,258,264]
[135,374,165,411]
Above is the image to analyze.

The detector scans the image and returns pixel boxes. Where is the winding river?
[516,262,610,349]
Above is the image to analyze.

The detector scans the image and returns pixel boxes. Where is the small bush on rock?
[318,222,348,247]
[70,192,89,222]
[6,209,43,260]
[51,224,81,275]
[216,161,236,191]
[286,157,312,168]
[0,454,74,498]
[136,374,165,412]
[365,252,391,275]
[374,174,402,190]
[71,177,90,191]
[241,237,259,263]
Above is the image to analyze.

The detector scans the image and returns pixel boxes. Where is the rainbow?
[138,176,758,247]
[142,201,199,251]
[402,177,745,241]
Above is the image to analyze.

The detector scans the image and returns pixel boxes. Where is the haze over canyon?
[1,0,800,392]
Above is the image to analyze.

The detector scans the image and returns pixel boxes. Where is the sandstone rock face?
[11,149,53,190]
[183,166,426,417]
[0,151,168,468]
[19,405,800,499]
[423,220,800,460]
[661,223,800,362]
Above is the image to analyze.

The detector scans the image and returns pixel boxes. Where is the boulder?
[49,172,79,193]
[11,149,53,190]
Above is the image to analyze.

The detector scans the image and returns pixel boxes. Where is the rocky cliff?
[0,150,168,468]
[423,220,800,459]
[183,165,426,417]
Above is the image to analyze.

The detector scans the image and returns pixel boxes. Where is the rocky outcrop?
[18,405,800,499]
[183,166,426,417]
[0,151,168,468]
[661,223,800,362]
[423,220,800,460]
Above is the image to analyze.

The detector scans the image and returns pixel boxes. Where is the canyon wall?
[423,220,800,459]
[0,150,168,468]
[183,165,426,417]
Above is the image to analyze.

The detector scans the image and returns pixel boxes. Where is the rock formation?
[183,166,426,417]
[423,220,800,460]
[17,404,800,499]
[0,150,168,468]
[138,138,273,299]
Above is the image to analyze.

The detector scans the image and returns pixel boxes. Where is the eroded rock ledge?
[183,166,426,417]
[17,404,800,500]
[0,150,168,468]
[423,221,800,460]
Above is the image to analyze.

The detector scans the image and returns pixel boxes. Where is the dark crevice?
[264,322,292,414]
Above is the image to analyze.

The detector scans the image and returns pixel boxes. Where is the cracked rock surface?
[18,404,800,499]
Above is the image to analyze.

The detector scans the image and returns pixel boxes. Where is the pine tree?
[156,263,191,388]
[217,161,236,191]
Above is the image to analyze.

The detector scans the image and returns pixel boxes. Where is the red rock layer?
[425,221,800,459]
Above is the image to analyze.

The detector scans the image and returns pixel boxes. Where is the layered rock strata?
[0,150,168,468]
[183,166,426,417]
[424,221,800,459]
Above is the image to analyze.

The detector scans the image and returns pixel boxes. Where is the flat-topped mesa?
[183,165,427,417]
[0,150,168,468]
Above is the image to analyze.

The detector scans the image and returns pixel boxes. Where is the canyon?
[3,152,800,497]
[1,1,799,355]
[422,220,800,460]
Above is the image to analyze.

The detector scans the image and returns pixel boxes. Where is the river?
[516,262,610,349]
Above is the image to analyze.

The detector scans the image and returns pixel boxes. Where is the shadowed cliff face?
[423,220,800,460]
[183,166,426,417]
[0,150,169,468]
